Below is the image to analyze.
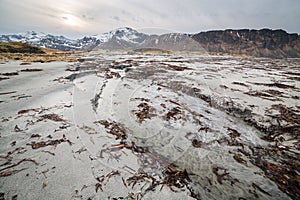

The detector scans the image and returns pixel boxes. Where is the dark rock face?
[191,29,300,58]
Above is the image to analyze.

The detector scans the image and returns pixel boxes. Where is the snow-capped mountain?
[33,35,82,51]
[0,28,203,52]
[0,31,81,50]
[0,28,151,51]
[0,31,47,43]
[98,27,150,50]
[1,28,299,58]
[93,27,149,43]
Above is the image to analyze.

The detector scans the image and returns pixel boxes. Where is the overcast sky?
[0,0,299,38]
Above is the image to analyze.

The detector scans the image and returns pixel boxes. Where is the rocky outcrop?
[191,29,300,58]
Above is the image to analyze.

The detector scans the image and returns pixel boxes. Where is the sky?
[0,0,299,38]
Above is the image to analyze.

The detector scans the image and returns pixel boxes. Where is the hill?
[0,42,45,53]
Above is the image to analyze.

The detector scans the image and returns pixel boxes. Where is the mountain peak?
[115,27,135,31]
[109,27,141,36]
[24,30,37,35]
[22,31,46,37]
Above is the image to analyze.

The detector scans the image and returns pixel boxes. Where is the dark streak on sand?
[0,91,16,95]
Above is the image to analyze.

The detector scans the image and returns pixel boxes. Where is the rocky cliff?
[192,29,300,58]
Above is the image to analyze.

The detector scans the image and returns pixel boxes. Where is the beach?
[0,51,299,199]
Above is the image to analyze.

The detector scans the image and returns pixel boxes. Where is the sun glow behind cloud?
[62,14,80,26]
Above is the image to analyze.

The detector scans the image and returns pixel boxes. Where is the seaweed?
[14,125,22,132]
[104,70,121,79]
[252,183,272,196]
[96,120,127,140]
[258,104,300,141]
[20,68,42,72]
[192,139,203,148]
[0,77,9,81]
[75,147,87,154]
[165,64,191,71]
[17,108,39,115]
[20,62,31,65]
[250,82,296,89]
[241,146,300,199]
[0,72,19,76]
[30,134,41,138]
[38,114,66,122]
[233,154,247,166]
[79,125,99,135]
[130,97,150,102]
[109,141,193,195]
[42,150,55,156]
[111,141,147,154]
[160,166,191,191]
[27,134,72,149]
[95,170,121,192]
[191,126,243,149]
[271,104,300,125]
[132,103,156,123]
[0,159,38,172]
[227,127,241,138]
[0,168,27,177]
[232,82,248,87]
[212,166,229,184]
[0,91,16,95]
[127,170,156,189]
[164,107,182,121]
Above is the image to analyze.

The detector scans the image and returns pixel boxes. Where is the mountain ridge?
[1,27,299,58]
[192,28,300,58]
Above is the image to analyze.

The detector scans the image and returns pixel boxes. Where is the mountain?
[0,28,150,51]
[1,28,299,58]
[192,29,300,58]
[97,27,149,50]
[0,31,47,43]
[0,31,82,51]
[140,33,205,52]
[97,29,205,52]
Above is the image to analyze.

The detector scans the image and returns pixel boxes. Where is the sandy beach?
[0,51,299,199]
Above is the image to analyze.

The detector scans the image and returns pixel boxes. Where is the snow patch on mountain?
[0,27,202,52]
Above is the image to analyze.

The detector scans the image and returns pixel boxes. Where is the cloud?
[112,16,120,21]
[0,0,299,38]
